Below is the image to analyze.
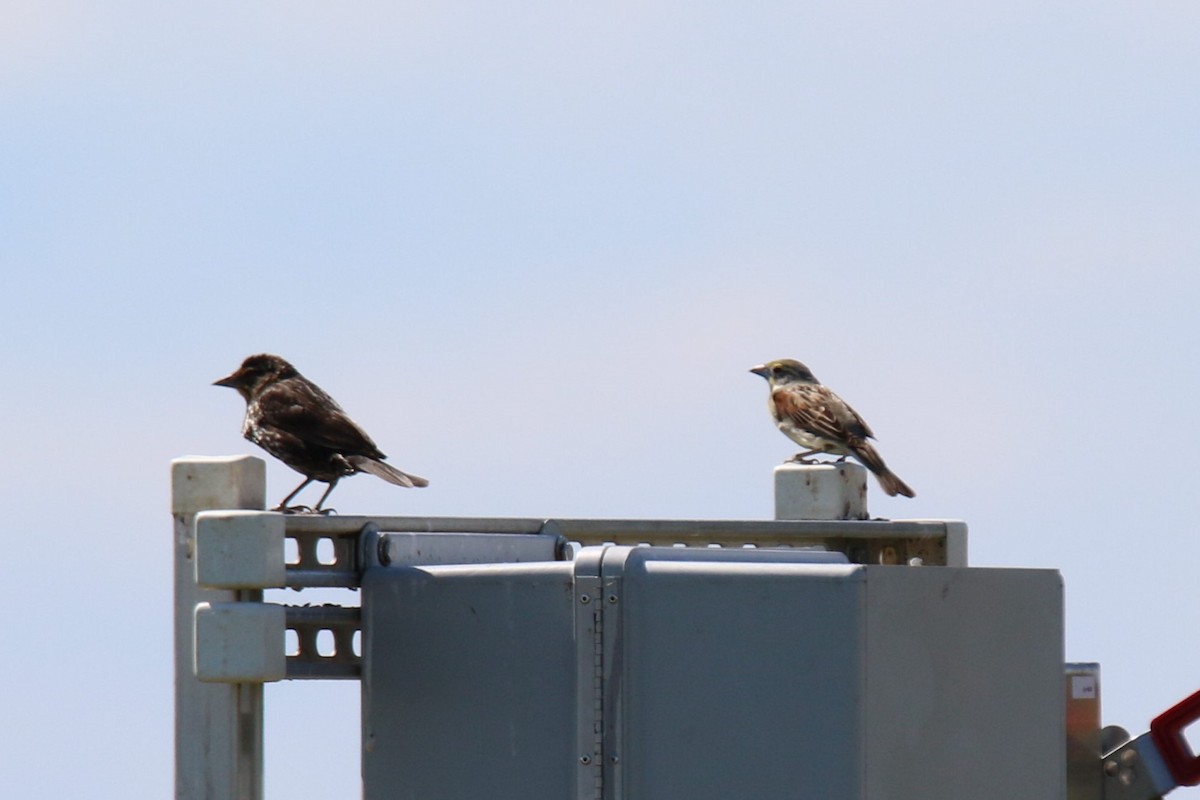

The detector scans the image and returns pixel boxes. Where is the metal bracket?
[1102,732,1173,800]
[285,605,362,679]
[574,548,605,800]
[285,525,361,588]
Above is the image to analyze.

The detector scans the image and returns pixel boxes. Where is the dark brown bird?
[214,353,428,513]
[750,358,915,498]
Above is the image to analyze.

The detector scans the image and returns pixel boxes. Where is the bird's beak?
[749,364,769,378]
[213,372,239,388]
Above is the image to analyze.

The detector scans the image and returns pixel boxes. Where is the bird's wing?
[772,384,875,442]
[255,380,384,457]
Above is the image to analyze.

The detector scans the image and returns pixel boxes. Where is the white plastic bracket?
[195,602,287,683]
[195,510,286,589]
[774,462,869,520]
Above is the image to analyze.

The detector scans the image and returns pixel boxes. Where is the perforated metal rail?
[275,515,963,680]
[282,514,964,581]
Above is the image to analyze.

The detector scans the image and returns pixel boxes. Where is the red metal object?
[1150,689,1200,787]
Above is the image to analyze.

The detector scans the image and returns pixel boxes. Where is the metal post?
[172,456,266,800]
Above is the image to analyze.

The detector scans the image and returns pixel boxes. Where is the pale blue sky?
[4,2,1199,797]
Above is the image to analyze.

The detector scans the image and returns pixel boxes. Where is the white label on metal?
[1071,675,1097,700]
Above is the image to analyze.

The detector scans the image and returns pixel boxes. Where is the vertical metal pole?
[172,456,267,800]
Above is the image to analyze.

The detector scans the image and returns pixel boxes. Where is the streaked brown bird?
[750,358,915,498]
[214,353,428,513]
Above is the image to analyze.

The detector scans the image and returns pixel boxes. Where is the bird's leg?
[274,477,314,514]
[312,479,340,515]
[787,450,821,464]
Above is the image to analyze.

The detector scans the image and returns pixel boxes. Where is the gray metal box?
[362,546,1064,800]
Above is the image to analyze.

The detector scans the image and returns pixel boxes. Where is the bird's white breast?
[775,417,849,455]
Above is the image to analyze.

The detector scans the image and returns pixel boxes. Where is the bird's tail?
[849,439,915,498]
[349,456,430,488]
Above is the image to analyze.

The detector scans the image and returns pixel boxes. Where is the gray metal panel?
[863,566,1065,800]
[611,548,868,800]
[359,547,1064,800]
[361,561,577,800]
[378,531,561,566]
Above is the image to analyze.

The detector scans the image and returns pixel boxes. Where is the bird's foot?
[314,507,338,516]
[786,454,817,464]
[275,504,315,515]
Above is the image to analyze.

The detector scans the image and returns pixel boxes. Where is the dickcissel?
[750,359,914,498]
